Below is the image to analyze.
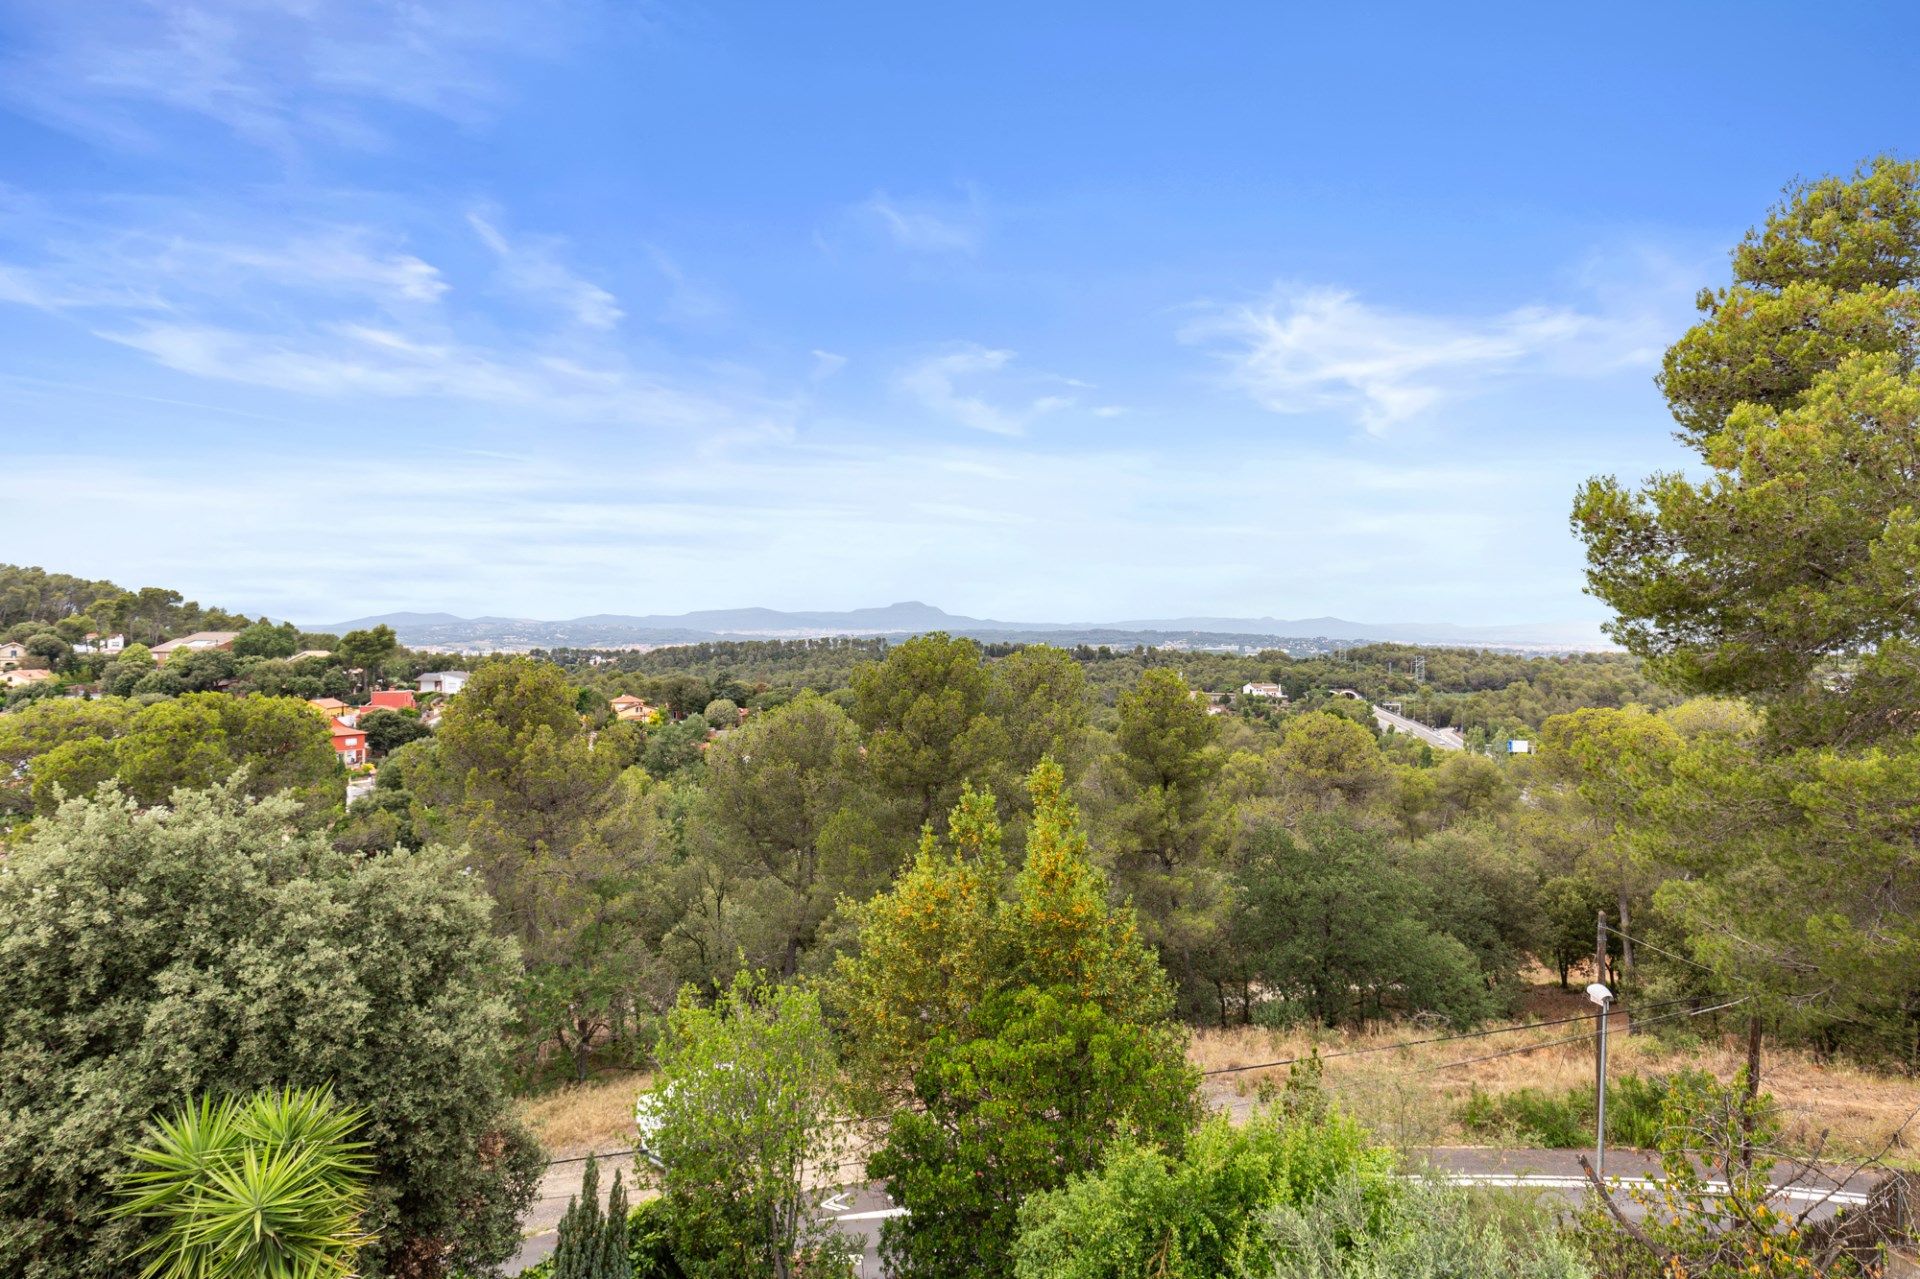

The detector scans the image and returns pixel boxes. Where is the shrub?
[875,986,1199,1279]
[1456,1086,1587,1148]
[520,1200,685,1279]
[647,972,853,1279]
[113,1086,373,1279]
[1456,1071,1714,1150]
[0,784,542,1279]
[553,1153,632,1279]
[1013,1097,1393,1279]
[1262,1176,1588,1278]
[625,1199,686,1279]
[1573,1070,1858,1278]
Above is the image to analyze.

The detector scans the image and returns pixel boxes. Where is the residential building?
[0,640,26,669]
[610,693,654,721]
[328,718,368,767]
[1241,682,1287,700]
[2,668,56,688]
[74,632,126,654]
[366,689,417,712]
[417,670,469,696]
[290,649,333,661]
[150,631,241,661]
[309,697,353,722]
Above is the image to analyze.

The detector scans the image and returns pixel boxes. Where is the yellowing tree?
[834,759,1176,1098]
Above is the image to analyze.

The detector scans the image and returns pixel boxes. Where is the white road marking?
[829,1173,1873,1226]
[1431,1172,1871,1207]
[833,1207,909,1221]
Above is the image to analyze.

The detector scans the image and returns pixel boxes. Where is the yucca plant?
[114,1085,375,1279]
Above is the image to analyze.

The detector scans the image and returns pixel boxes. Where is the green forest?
[5,158,1920,1279]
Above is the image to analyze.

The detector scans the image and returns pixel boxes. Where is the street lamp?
[1587,982,1614,1178]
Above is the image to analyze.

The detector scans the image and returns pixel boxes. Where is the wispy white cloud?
[90,317,768,431]
[1,0,572,154]
[1184,278,1675,433]
[858,187,984,253]
[898,344,1074,436]
[645,245,725,324]
[468,210,622,329]
[809,349,848,381]
[0,206,780,433]
[0,204,447,314]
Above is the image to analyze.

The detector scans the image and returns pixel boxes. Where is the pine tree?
[552,1152,633,1279]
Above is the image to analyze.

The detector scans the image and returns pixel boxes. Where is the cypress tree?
[552,1152,633,1279]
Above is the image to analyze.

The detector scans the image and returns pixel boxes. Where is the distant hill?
[308,601,1610,653]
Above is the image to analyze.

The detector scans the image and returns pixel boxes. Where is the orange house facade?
[330,718,368,766]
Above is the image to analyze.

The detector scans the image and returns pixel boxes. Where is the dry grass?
[515,1070,650,1157]
[1193,990,1920,1162]
[512,990,1920,1167]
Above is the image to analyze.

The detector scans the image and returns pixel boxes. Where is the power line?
[1198,993,1708,1079]
[1413,1028,1598,1073]
[1606,924,1719,976]
[1415,998,1745,1074]
[546,1147,637,1168]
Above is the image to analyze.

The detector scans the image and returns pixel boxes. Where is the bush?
[1455,1071,1716,1150]
[1262,1176,1588,1278]
[0,784,542,1279]
[520,1200,687,1279]
[1456,1087,1587,1148]
[552,1152,631,1279]
[114,1087,373,1279]
[1013,1096,1393,1279]
[1573,1070,1850,1278]
[647,972,854,1278]
[878,985,1200,1279]
[625,1198,687,1279]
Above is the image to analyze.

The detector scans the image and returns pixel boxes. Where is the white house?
[74,632,126,654]
[150,631,240,661]
[0,640,27,669]
[1241,682,1287,700]
[417,670,470,696]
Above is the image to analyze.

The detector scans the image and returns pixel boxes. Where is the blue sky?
[2,1,1913,629]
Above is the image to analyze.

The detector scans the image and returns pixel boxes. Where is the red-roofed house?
[329,718,368,767]
[366,689,417,712]
[609,694,654,722]
[309,697,353,725]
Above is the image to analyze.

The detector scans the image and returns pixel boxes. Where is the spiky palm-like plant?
[114,1086,374,1279]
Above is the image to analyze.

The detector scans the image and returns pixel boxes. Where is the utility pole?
[1590,909,1614,1180]
[1588,979,1614,1179]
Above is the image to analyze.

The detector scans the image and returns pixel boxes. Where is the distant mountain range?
[306,601,1612,653]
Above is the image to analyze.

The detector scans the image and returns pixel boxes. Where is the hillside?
[311,600,1610,652]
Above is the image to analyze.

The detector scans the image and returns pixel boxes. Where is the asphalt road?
[510,1146,1876,1275]
[1370,703,1466,750]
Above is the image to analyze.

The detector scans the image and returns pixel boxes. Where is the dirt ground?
[515,986,1920,1166]
[1192,984,1920,1163]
